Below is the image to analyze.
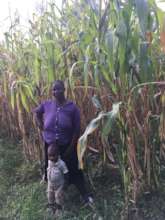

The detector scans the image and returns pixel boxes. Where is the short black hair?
[48,144,59,156]
[53,80,65,89]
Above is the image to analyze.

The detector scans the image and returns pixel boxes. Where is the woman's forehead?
[53,82,64,89]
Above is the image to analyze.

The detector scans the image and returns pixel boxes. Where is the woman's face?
[52,82,65,100]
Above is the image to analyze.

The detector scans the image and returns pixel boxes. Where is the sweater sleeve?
[33,102,45,115]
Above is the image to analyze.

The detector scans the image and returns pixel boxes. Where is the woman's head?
[52,80,65,101]
[48,144,59,162]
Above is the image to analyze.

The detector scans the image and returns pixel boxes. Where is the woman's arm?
[34,103,44,130]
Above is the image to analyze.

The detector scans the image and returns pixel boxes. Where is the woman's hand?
[38,122,43,131]
[36,119,43,130]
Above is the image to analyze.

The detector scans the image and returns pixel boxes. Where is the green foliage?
[77,102,121,169]
[0,0,164,211]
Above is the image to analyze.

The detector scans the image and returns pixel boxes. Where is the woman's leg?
[60,146,91,201]
[44,142,49,181]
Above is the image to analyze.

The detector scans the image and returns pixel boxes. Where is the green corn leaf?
[10,88,15,110]
[84,45,91,88]
[47,68,54,83]
[34,49,40,86]
[94,64,100,87]
[69,61,83,87]
[77,102,122,169]
[135,0,148,35]
[20,87,29,112]
[23,84,33,99]
[100,66,117,95]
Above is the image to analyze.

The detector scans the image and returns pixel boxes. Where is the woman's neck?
[56,97,67,106]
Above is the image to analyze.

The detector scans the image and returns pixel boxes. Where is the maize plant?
[0,0,164,209]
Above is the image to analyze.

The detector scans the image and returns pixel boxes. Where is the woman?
[34,80,93,204]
